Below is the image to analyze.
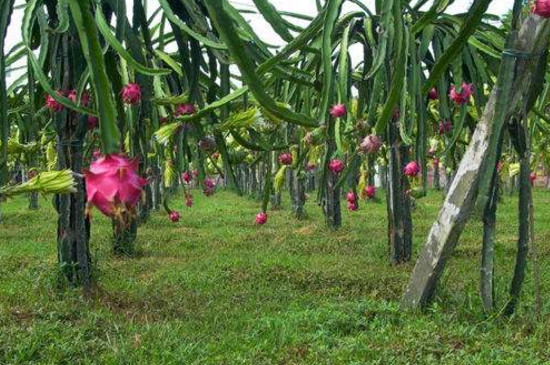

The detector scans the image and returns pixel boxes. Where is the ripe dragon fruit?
[67,90,77,103]
[182,171,192,184]
[175,103,197,116]
[428,88,438,100]
[80,92,91,106]
[359,134,382,154]
[450,83,474,105]
[255,212,268,225]
[45,93,63,112]
[346,191,358,211]
[329,103,346,118]
[67,90,90,106]
[87,116,99,131]
[392,108,400,120]
[530,172,537,185]
[169,211,180,222]
[404,161,420,177]
[328,159,345,174]
[278,153,293,165]
[365,185,376,199]
[533,0,550,17]
[203,177,216,196]
[84,154,147,217]
[438,120,452,135]
[121,83,142,105]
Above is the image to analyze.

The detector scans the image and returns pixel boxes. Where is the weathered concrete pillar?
[403,16,550,310]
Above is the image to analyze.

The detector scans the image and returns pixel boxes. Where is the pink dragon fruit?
[438,120,452,135]
[121,83,142,105]
[182,171,192,184]
[67,90,77,103]
[404,161,420,177]
[359,134,382,154]
[81,92,91,106]
[256,212,268,225]
[66,90,90,106]
[203,178,216,196]
[278,153,293,165]
[393,108,400,120]
[450,83,474,105]
[307,162,316,171]
[87,116,99,131]
[84,154,147,217]
[534,0,550,17]
[365,185,376,199]
[329,159,345,174]
[433,158,440,167]
[329,104,346,118]
[428,88,438,100]
[175,103,197,116]
[45,92,63,112]
[530,172,537,185]
[169,211,180,222]
[347,191,358,211]
[346,191,356,204]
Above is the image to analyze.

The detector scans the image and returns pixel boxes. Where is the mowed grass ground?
[2,188,550,364]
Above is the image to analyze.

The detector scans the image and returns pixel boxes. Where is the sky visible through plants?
[5,0,515,82]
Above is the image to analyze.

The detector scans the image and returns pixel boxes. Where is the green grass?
[1,189,550,364]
